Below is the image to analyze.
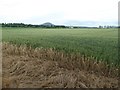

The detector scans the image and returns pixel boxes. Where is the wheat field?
[2,27,119,67]
[2,42,119,88]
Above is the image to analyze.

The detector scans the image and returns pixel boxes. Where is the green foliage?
[1,23,67,28]
[2,27,119,67]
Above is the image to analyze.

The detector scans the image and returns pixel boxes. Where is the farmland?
[2,27,119,88]
[2,42,119,88]
[2,27,118,66]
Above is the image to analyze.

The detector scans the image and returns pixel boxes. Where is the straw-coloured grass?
[2,42,119,88]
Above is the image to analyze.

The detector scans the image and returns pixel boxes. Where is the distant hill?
[40,22,55,27]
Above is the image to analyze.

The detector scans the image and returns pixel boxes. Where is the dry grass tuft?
[2,42,119,77]
[3,77,19,88]
[2,42,119,88]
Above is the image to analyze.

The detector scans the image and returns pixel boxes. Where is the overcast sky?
[0,0,119,26]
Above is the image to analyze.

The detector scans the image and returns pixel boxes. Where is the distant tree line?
[1,23,35,27]
[0,23,118,29]
[1,23,67,28]
[99,25,118,29]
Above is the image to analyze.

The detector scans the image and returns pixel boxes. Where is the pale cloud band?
[0,0,119,26]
